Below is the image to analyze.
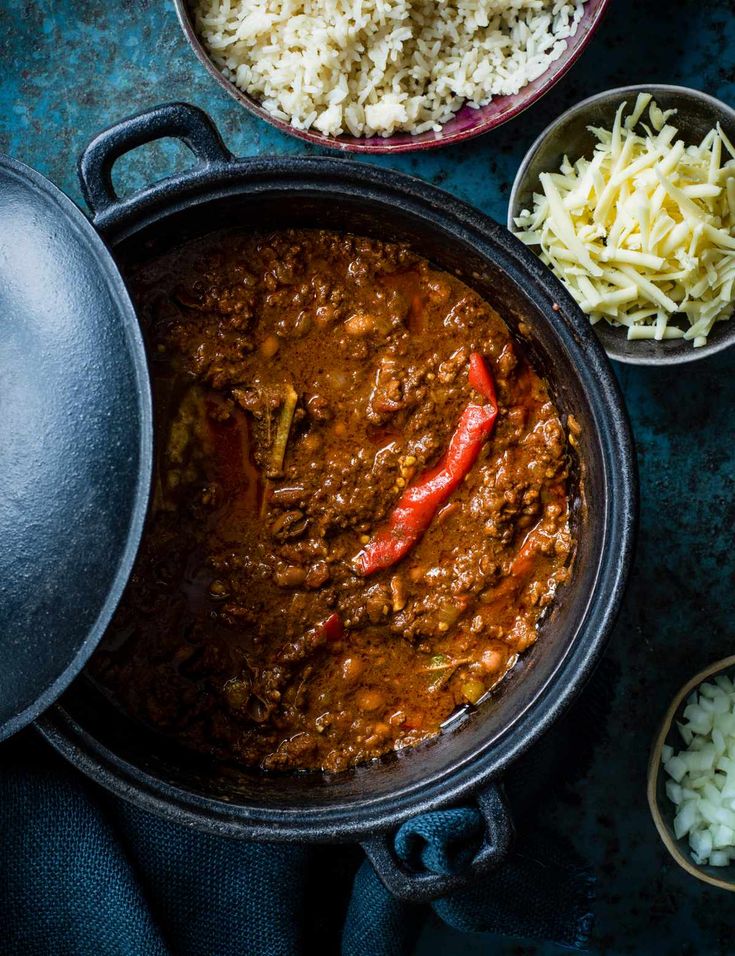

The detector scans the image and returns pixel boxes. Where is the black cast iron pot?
[35,103,637,902]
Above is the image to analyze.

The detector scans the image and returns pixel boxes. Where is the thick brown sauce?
[90,229,574,773]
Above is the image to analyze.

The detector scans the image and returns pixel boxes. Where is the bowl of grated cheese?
[509,85,735,364]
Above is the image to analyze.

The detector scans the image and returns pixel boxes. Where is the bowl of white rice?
[174,0,610,152]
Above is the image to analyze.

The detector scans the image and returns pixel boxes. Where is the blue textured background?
[2,1,735,952]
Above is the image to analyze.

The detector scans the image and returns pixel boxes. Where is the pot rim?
[37,152,637,841]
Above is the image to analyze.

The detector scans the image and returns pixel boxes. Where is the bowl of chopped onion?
[509,85,735,364]
[648,657,735,890]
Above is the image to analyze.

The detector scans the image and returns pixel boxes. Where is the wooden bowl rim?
[647,655,735,891]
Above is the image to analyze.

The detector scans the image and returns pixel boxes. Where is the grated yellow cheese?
[513,95,735,346]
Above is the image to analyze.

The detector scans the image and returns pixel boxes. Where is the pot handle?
[360,782,514,903]
[78,102,233,222]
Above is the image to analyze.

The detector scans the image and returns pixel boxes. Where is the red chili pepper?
[319,612,344,643]
[468,351,498,405]
[356,353,498,576]
[277,611,345,667]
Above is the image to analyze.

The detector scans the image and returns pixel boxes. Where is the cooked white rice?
[191,0,588,138]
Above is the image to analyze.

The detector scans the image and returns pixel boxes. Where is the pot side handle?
[78,102,233,223]
[360,782,514,904]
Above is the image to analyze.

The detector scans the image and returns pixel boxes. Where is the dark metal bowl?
[173,0,611,154]
[34,103,636,901]
[508,85,735,366]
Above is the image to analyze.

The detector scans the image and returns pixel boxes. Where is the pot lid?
[0,155,152,740]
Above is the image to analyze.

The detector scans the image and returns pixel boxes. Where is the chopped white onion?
[662,677,735,867]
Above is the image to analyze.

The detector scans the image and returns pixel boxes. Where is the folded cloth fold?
[0,662,611,956]
[394,807,484,874]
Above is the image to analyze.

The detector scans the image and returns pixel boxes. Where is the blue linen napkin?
[0,662,608,956]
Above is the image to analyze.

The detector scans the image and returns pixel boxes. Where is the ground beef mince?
[90,229,574,774]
